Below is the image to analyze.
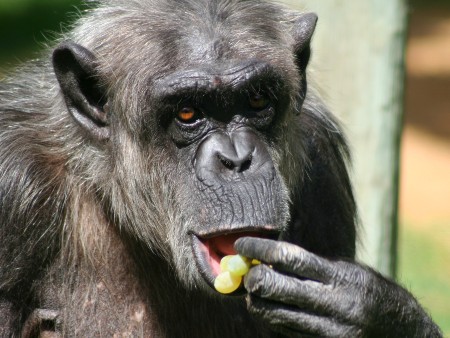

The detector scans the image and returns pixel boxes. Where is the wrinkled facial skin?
[151,61,294,290]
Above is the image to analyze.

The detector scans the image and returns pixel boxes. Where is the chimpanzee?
[0,0,442,337]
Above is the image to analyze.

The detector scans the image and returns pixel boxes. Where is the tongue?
[209,233,240,256]
[208,232,268,256]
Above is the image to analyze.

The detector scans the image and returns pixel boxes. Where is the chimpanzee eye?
[176,107,200,124]
[249,94,270,110]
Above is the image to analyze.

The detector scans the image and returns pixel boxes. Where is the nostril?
[239,154,252,173]
[217,153,252,173]
[218,154,235,170]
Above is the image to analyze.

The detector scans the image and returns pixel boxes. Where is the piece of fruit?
[219,255,234,272]
[226,254,251,276]
[214,271,242,294]
[214,254,260,294]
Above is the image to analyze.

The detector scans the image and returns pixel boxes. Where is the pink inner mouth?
[198,232,271,276]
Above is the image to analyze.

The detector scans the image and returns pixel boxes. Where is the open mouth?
[191,228,279,292]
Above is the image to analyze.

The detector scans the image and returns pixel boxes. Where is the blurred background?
[400,1,450,334]
[0,0,449,334]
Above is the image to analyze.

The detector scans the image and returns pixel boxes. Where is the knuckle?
[275,241,304,263]
[244,265,275,296]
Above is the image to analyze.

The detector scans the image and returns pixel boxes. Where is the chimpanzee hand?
[235,238,442,338]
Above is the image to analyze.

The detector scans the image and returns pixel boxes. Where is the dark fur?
[0,0,440,337]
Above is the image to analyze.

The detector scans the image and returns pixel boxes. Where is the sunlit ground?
[398,7,450,335]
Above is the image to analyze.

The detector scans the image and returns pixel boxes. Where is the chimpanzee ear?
[53,41,109,140]
[292,12,318,74]
[291,13,318,104]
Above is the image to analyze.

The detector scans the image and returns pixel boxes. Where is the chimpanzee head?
[52,0,317,292]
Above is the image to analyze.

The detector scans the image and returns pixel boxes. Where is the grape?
[214,271,242,294]
[214,254,259,294]
[226,255,250,276]
[219,255,234,272]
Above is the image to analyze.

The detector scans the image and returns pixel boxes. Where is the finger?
[245,264,368,325]
[244,264,333,312]
[246,294,353,337]
[235,237,336,283]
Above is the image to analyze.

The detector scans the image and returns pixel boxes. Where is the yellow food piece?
[215,254,260,294]
[226,255,251,276]
[214,271,242,294]
[219,255,234,272]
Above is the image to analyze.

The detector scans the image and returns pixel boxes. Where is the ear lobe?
[53,41,110,140]
[292,12,318,73]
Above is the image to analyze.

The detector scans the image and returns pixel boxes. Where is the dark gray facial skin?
[0,0,442,337]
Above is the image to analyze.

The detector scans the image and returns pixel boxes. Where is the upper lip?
[190,226,280,293]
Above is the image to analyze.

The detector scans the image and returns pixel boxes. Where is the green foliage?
[0,0,82,12]
[0,0,84,65]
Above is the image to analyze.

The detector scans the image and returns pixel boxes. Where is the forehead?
[84,1,297,94]
[173,2,292,64]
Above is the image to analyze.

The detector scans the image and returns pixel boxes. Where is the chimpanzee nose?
[195,130,273,182]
